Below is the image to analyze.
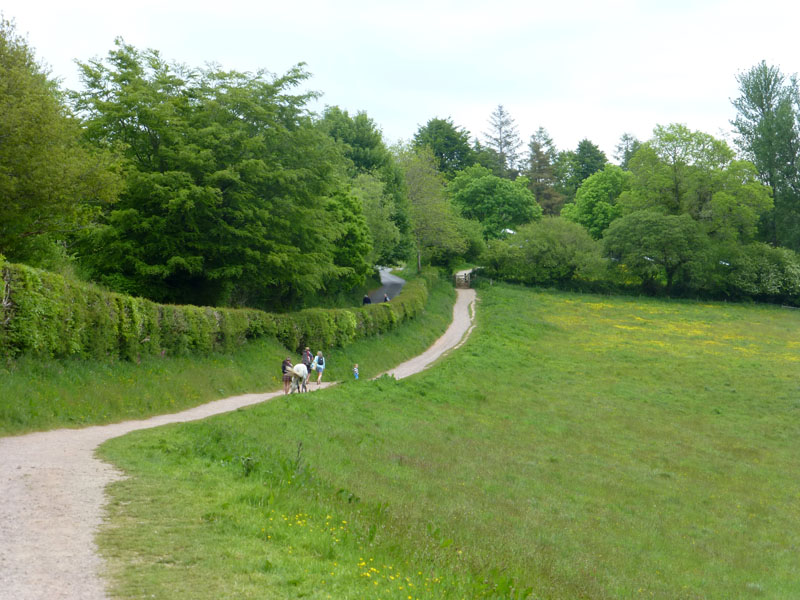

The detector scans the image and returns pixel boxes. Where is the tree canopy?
[74,40,370,310]
[448,165,542,239]
[732,61,800,250]
[412,117,474,178]
[0,18,120,266]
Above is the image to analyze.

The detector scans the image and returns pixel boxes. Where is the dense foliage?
[0,19,120,268]
[72,42,373,310]
[448,164,542,239]
[0,256,440,360]
[482,218,604,286]
[5,22,800,312]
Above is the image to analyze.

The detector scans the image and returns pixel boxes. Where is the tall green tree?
[75,41,370,309]
[618,124,772,243]
[553,149,579,202]
[553,139,607,203]
[732,61,800,249]
[483,104,522,177]
[604,211,708,293]
[522,127,563,215]
[575,138,607,182]
[448,165,542,239]
[471,139,505,177]
[562,164,631,239]
[318,106,411,263]
[0,18,120,266]
[412,117,474,178]
[614,133,642,170]
[350,173,401,265]
[395,146,467,272]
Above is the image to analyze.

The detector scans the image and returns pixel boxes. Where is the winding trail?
[0,276,476,600]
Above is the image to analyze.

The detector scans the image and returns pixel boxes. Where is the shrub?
[0,257,441,361]
[482,217,606,286]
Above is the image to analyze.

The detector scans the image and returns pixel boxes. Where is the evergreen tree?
[614,133,642,170]
[412,117,474,178]
[522,127,564,215]
[482,105,522,177]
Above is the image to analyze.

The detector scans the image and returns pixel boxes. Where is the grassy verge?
[99,284,800,598]
[0,280,455,436]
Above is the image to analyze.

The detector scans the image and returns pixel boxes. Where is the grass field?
[98,284,800,599]
[0,279,455,436]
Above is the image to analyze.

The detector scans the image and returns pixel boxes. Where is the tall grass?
[99,284,800,599]
[0,281,455,436]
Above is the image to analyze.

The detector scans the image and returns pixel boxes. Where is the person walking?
[383,293,390,302]
[281,356,293,395]
[363,294,372,305]
[301,347,313,392]
[353,363,359,380]
[313,350,326,385]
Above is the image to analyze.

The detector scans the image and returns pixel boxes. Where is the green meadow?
[98,284,800,599]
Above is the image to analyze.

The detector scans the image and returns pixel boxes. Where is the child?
[353,363,359,380]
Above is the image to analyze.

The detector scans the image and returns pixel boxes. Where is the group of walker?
[281,349,362,393]
[282,291,390,393]
[281,346,325,394]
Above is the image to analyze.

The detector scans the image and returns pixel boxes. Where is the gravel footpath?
[0,283,476,600]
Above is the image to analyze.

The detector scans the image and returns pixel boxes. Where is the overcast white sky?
[4,0,800,158]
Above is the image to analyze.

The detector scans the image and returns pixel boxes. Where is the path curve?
[0,277,476,600]
[368,266,405,303]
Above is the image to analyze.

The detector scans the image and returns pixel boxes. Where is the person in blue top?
[313,350,326,385]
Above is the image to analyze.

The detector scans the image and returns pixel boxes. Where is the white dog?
[289,363,308,394]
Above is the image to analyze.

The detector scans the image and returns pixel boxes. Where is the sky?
[4,0,800,159]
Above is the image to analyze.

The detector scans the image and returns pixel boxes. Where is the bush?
[482,217,606,286]
[0,257,441,361]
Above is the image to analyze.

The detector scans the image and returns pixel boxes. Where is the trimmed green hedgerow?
[0,257,440,361]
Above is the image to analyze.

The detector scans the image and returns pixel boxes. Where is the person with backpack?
[312,350,326,385]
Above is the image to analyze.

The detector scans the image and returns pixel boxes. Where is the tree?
[553,149,579,202]
[0,18,120,266]
[74,41,370,309]
[483,217,605,286]
[574,139,607,182]
[395,146,467,272]
[614,133,642,170]
[522,127,564,215]
[618,124,772,243]
[448,165,542,239]
[562,164,631,239]
[318,106,412,264]
[553,139,607,203]
[412,117,474,178]
[471,139,505,177]
[604,211,708,293]
[731,61,800,249]
[350,173,401,265]
[483,105,522,176]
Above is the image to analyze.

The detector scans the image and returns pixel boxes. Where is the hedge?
[0,258,441,361]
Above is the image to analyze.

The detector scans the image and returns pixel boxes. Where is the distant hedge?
[0,258,440,361]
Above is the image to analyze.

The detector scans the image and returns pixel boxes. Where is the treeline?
[0,20,489,312]
[3,14,800,308]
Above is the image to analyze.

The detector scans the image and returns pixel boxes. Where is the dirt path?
[0,280,476,600]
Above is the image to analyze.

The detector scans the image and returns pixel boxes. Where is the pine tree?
[482,105,522,177]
